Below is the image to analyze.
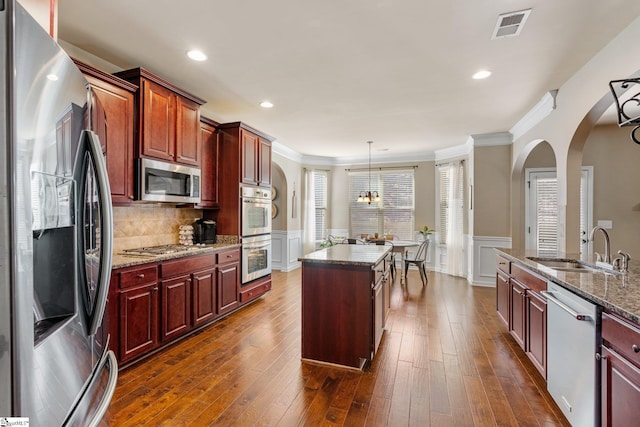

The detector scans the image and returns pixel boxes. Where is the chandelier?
[609,78,640,144]
[356,141,381,204]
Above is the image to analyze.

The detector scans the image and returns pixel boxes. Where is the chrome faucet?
[589,226,611,264]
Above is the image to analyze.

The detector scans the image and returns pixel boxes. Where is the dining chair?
[403,239,430,286]
[347,238,365,244]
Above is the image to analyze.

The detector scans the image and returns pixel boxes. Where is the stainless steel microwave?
[138,158,201,203]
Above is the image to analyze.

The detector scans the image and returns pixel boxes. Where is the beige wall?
[583,124,640,258]
[512,16,640,252]
[473,145,511,237]
[523,141,556,169]
[271,164,286,231]
[272,152,303,232]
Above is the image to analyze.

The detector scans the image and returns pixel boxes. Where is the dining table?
[387,240,420,284]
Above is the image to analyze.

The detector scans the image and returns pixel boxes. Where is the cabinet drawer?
[497,255,510,274]
[511,263,546,294]
[118,265,158,289]
[240,280,271,303]
[217,249,240,265]
[602,312,640,368]
[161,253,214,278]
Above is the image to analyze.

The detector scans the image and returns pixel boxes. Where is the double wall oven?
[241,185,272,284]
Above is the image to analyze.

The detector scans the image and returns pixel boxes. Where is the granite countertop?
[111,242,240,269]
[299,244,391,267]
[496,248,640,324]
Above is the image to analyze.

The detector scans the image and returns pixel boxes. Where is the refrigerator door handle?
[83,130,113,337]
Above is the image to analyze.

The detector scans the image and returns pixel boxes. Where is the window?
[525,167,593,254]
[348,169,415,240]
[314,171,328,241]
[438,162,465,245]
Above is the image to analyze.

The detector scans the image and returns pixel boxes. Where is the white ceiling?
[57,0,640,161]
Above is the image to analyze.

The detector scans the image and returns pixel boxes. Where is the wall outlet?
[597,220,613,229]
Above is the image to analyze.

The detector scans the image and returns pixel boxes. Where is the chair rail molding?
[271,229,302,272]
[469,235,512,286]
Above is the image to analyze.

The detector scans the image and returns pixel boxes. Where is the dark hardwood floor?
[102,268,570,426]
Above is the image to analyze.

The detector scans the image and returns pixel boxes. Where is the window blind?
[348,169,414,240]
[535,177,558,255]
[314,171,328,240]
[438,163,464,244]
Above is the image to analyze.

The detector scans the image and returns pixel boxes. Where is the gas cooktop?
[121,244,205,257]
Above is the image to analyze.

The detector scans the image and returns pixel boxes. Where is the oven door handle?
[244,243,271,250]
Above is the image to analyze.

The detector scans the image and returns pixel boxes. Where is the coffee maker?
[193,219,216,244]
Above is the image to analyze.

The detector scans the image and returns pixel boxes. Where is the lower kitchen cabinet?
[495,257,547,379]
[600,312,640,426]
[192,268,216,326]
[239,275,271,304]
[119,282,159,362]
[217,249,240,315]
[111,249,248,365]
[161,274,192,341]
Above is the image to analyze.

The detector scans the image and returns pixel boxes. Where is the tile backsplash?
[112,205,202,253]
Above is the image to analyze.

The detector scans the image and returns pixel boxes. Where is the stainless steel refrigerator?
[0,1,117,425]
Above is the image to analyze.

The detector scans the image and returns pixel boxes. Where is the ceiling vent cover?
[492,9,531,39]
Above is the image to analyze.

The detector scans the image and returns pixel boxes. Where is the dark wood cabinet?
[601,312,640,426]
[119,282,159,363]
[239,276,271,304]
[495,256,547,379]
[74,60,137,205]
[526,289,547,376]
[160,275,192,341]
[192,268,216,326]
[197,117,220,208]
[114,68,205,168]
[217,249,240,315]
[496,271,510,328]
[217,122,275,235]
[509,278,527,349]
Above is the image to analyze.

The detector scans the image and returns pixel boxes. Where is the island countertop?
[299,244,391,267]
[496,248,640,324]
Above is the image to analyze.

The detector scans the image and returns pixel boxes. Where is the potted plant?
[418,226,433,241]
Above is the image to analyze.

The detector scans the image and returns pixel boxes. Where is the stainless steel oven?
[241,185,271,237]
[242,234,272,283]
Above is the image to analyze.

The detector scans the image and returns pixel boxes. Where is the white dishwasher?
[542,281,600,427]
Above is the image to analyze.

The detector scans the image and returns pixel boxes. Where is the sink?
[526,257,621,275]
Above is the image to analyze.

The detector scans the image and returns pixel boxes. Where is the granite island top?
[299,244,391,267]
[496,248,640,324]
[111,242,240,269]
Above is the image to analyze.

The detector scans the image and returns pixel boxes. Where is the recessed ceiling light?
[472,70,492,80]
[46,74,58,81]
[187,50,207,61]
[260,101,274,108]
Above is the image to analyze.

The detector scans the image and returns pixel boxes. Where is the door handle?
[541,290,592,321]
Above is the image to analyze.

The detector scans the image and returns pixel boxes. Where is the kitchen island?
[300,244,392,369]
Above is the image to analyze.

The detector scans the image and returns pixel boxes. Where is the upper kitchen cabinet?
[219,122,274,188]
[197,117,220,208]
[73,59,137,205]
[114,67,206,167]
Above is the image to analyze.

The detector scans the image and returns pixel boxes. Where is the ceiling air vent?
[492,9,531,39]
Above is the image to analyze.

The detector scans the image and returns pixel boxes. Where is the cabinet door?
[526,290,546,378]
[258,137,272,186]
[241,129,259,185]
[176,96,201,166]
[192,268,216,326]
[198,122,219,207]
[496,272,510,328]
[218,261,240,315]
[119,284,159,362]
[509,279,526,350]
[141,79,175,162]
[88,78,135,204]
[601,346,640,426]
[161,275,192,341]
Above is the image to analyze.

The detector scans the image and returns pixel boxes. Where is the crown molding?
[510,90,558,141]
[467,131,513,147]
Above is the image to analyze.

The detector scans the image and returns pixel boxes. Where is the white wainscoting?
[271,230,302,272]
[468,236,512,287]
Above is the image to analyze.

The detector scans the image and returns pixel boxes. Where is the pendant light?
[357,141,381,204]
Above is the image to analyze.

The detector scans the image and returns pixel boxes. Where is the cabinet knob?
[596,353,607,361]
[153,287,158,292]
[137,273,145,278]
[633,344,640,353]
